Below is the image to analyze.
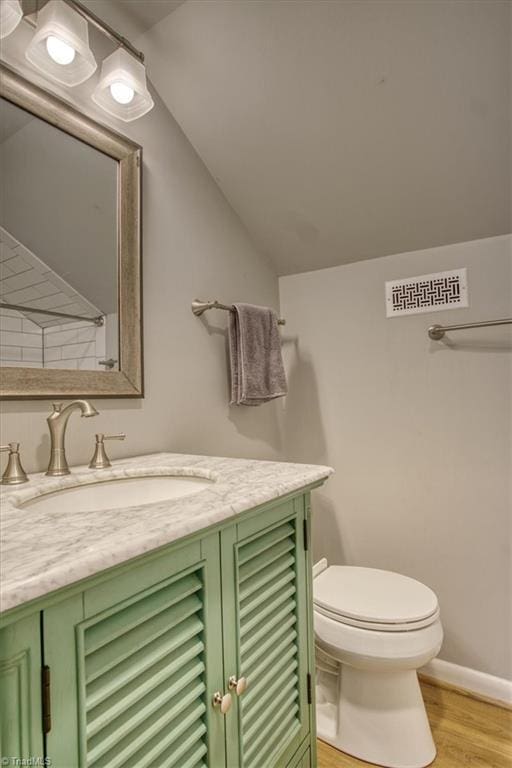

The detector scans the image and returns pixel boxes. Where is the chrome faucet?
[46,400,99,476]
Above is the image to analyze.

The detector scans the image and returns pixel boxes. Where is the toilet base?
[317,665,436,768]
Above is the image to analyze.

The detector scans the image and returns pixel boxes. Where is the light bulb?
[109,81,135,105]
[46,35,76,65]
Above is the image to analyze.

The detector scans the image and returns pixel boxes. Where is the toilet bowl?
[313,560,443,768]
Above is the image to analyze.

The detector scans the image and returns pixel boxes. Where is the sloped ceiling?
[142,0,511,275]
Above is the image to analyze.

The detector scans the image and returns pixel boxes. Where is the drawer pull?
[212,691,232,714]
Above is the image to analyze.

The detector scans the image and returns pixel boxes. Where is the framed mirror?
[0,64,143,399]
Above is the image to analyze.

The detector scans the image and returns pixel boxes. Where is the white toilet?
[313,559,443,768]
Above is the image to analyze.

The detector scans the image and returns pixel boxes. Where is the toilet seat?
[314,602,440,631]
[313,566,439,632]
[314,609,443,668]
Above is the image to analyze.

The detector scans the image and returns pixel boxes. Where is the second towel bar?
[192,299,286,325]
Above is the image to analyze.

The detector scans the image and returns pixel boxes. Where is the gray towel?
[228,303,287,406]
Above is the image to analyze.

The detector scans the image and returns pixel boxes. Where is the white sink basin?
[20,474,213,514]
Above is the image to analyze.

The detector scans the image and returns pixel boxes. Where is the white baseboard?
[421,658,512,708]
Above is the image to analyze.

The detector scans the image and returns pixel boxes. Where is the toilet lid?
[313,566,439,626]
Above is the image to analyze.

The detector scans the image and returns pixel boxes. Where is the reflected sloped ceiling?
[140,0,511,275]
[0,225,101,328]
[0,100,118,314]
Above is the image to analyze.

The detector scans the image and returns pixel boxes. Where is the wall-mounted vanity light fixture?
[0,0,23,39]
[3,0,154,120]
[25,0,96,85]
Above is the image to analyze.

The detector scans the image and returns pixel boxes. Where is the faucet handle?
[88,433,126,470]
[0,442,29,485]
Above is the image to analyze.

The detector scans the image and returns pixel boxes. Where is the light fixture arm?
[24,0,145,63]
[65,0,144,63]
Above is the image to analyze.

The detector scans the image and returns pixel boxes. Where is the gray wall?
[0,87,282,471]
[279,235,512,680]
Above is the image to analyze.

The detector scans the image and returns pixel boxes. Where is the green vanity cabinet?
[0,490,317,768]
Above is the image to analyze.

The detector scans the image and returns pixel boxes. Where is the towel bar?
[428,317,512,340]
[192,299,286,325]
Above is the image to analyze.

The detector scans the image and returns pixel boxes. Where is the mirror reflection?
[0,98,119,372]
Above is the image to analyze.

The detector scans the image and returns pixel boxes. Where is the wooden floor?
[317,682,512,768]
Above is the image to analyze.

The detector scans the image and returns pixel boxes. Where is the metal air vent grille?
[385,269,468,317]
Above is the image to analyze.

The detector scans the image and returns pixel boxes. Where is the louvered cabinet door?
[44,537,226,768]
[223,497,311,768]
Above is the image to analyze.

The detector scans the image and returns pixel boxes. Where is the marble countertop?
[0,452,332,613]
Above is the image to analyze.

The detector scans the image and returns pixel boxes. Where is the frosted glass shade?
[92,48,154,122]
[0,0,23,39]
[25,0,96,86]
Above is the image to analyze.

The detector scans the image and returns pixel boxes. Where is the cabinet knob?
[228,675,248,696]
[212,691,232,714]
